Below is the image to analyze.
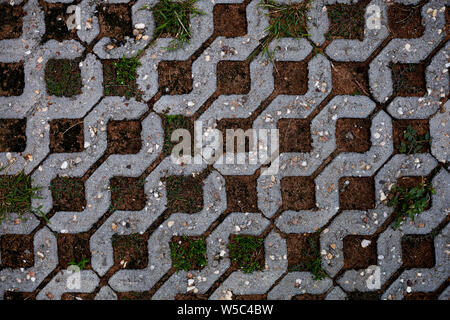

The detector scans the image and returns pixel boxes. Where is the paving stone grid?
[0,0,449,300]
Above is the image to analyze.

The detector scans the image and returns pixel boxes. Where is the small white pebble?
[60,161,68,169]
[361,240,372,248]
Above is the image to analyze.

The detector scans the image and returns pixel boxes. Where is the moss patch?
[170,236,207,271]
[228,235,264,273]
[45,59,82,97]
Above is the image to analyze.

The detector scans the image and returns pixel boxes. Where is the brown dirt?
[175,293,209,300]
[164,174,204,213]
[286,232,320,271]
[61,293,96,300]
[49,119,84,153]
[339,177,375,210]
[336,118,372,153]
[401,235,435,269]
[0,118,27,152]
[404,292,439,300]
[45,58,82,97]
[388,176,432,210]
[387,3,425,39]
[326,0,369,41]
[229,234,265,272]
[343,235,377,270]
[3,291,35,300]
[0,4,23,40]
[278,118,312,153]
[42,2,78,42]
[112,233,148,269]
[102,60,142,99]
[391,63,426,97]
[117,291,152,300]
[110,177,146,211]
[170,235,207,271]
[281,176,316,211]
[331,62,370,96]
[0,62,25,97]
[393,119,430,154]
[274,61,308,95]
[397,176,428,189]
[216,60,251,95]
[57,233,91,269]
[162,115,194,157]
[0,234,34,268]
[213,3,247,38]
[98,4,132,43]
[158,60,193,95]
[225,175,258,212]
[216,117,253,153]
[106,120,142,155]
[50,177,86,212]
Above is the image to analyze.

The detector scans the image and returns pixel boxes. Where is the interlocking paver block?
[267,272,332,300]
[430,100,450,164]
[0,0,448,300]
[0,228,58,297]
[381,223,450,300]
[0,0,44,61]
[369,1,446,103]
[324,0,390,62]
[333,154,441,291]
[107,166,225,292]
[267,97,391,227]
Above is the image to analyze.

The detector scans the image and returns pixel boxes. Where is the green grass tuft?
[104,54,143,99]
[303,257,328,281]
[69,257,90,271]
[288,235,327,280]
[162,114,193,156]
[170,236,207,271]
[0,167,45,225]
[113,55,141,85]
[149,0,204,50]
[387,180,435,229]
[259,0,312,61]
[228,235,264,273]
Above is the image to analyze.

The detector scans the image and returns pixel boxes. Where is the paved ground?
[0,0,449,300]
